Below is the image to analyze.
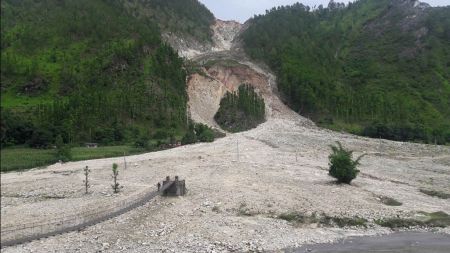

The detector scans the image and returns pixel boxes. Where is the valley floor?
[1,103,449,252]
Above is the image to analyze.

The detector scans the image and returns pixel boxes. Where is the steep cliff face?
[187,73,227,129]
[187,62,270,129]
[211,20,243,51]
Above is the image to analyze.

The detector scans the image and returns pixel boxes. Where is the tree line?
[215,84,266,132]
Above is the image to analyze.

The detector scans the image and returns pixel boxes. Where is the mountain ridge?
[241,0,450,144]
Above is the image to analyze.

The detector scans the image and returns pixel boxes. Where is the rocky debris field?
[2,18,450,253]
[2,114,449,252]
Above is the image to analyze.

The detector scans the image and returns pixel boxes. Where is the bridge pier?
[161,176,186,197]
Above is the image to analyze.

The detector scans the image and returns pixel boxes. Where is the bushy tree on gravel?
[328,142,365,184]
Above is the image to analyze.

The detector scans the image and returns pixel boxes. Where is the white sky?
[199,0,450,23]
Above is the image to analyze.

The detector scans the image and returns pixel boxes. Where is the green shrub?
[28,128,53,148]
[278,212,367,227]
[181,129,197,145]
[111,163,121,194]
[379,196,403,206]
[375,212,450,228]
[195,123,215,142]
[375,218,422,228]
[278,212,309,223]
[181,123,216,144]
[327,216,368,228]
[328,142,364,184]
[134,135,154,151]
[420,189,450,199]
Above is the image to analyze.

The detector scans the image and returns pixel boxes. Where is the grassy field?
[1,146,145,172]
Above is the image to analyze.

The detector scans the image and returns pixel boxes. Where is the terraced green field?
[1,146,144,172]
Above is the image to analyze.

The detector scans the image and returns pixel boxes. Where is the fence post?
[123,152,127,170]
[236,139,240,162]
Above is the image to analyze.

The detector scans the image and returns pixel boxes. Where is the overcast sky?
[199,0,450,23]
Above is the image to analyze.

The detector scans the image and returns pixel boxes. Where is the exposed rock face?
[187,63,269,130]
[187,73,227,129]
[162,32,212,59]
[212,20,242,51]
[164,19,243,59]
[409,0,430,9]
[206,63,267,93]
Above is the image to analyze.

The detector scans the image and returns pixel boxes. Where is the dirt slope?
[1,19,449,253]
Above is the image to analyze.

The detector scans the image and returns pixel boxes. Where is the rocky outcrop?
[211,20,242,51]
[164,19,243,59]
[187,73,227,129]
[187,62,269,130]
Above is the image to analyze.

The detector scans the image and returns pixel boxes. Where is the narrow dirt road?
[1,20,449,252]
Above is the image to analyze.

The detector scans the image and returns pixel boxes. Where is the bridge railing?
[0,184,165,247]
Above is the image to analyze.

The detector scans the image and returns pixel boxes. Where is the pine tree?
[111,163,122,194]
[83,166,91,194]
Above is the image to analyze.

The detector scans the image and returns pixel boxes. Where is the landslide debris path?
[187,20,308,130]
[1,20,449,253]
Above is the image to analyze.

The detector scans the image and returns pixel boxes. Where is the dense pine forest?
[0,0,213,148]
[215,85,266,132]
[242,0,450,144]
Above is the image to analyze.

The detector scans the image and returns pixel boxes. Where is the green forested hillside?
[242,0,450,144]
[0,0,211,147]
[120,0,215,42]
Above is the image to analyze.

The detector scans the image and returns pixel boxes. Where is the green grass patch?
[375,211,450,229]
[1,147,58,172]
[423,211,450,227]
[0,90,55,108]
[318,120,364,136]
[1,146,145,172]
[375,218,422,229]
[420,189,450,199]
[278,212,313,223]
[379,196,403,206]
[70,146,144,161]
[324,216,368,228]
[204,59,244,68]
[278,212,367,228]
